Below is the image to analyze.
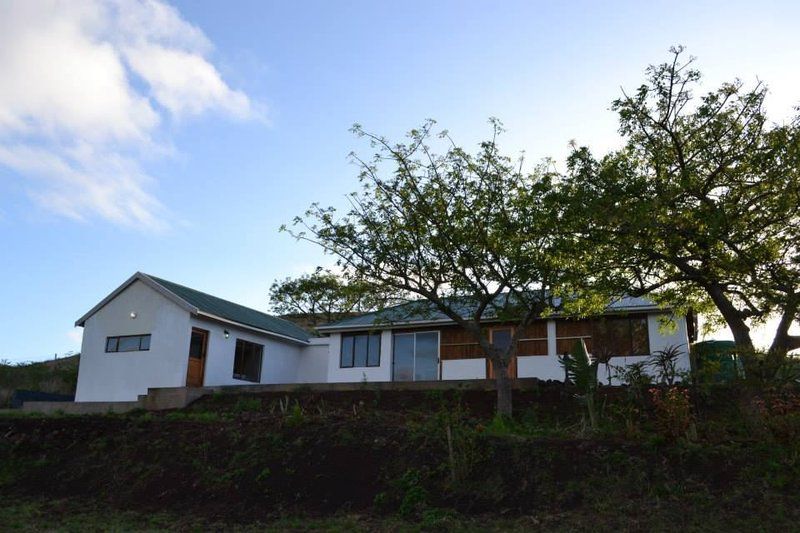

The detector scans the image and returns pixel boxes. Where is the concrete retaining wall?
[18,377,571,415]
[20,400,141,415]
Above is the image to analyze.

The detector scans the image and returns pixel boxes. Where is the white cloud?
[125,44,252,119]
[0,0,256,230]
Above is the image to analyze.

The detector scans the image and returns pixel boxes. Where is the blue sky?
[1,0,798,362]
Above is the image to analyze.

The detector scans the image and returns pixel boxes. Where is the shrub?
[396,469,429,517]
[751,390,800,442]
[649,387,693,440]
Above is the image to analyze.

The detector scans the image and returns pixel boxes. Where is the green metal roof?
[146,274,311,343]
[317,294,662,331]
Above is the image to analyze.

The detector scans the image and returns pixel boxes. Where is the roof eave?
[195,311,311,345]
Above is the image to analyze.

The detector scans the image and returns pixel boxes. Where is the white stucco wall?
[517,355,565,381]
[647,313,690,356]
[75,280,191,402]
[442,358,486,380]
[326,331,393,383]
[295,337,330,383]
[193,316,304,386]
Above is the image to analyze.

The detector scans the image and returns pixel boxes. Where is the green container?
[691,340,741,382]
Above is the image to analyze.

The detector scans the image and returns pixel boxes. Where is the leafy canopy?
[287,119,609,329]
[269,267,396,328]
[561,46,800,356]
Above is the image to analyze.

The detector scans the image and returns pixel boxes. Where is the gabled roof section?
[317,294,663,332]
[75,272,311,344]
[74,272,197,328]
[146,275,311,343]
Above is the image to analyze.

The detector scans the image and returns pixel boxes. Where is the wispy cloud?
[0,0,256,230]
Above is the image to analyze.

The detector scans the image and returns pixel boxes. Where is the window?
[340,332,381,368]
[592,316,650,356]
[189,331,205,359]
[105,334,151,353]
[392,331,439,381]
[490,328,513,351]
[233,339,263,383]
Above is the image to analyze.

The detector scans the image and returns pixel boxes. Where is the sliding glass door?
[392,331,440,381]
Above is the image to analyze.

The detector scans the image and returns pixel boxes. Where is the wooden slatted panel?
[517,320,548,356]
[440,326,475,344]
[518,339,548,356]
[556,337,594,355]
[555,319,593,338]
[441,343,485,359]
[555,318,592,356]
[440,325,483,360]
[519,321,548,339]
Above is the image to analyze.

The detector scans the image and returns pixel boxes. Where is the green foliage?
[647,344,683,385]
[287,119,610,416]
[561,339,600,430]
[232,396,262,413]
[164,411,220,422]
[561,46,800,360]
[284,401,306,427]
[483,413,517,436]
[268,267,398,328]
[396,469,429,517]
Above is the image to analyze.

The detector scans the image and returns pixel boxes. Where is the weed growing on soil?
[395,469,429,517]
[232,396,262,413]
[285,401,306,427]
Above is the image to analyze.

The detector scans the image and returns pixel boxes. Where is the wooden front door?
[487,327,517,379]
[186,328,208,387]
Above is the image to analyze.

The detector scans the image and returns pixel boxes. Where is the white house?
[74,273,695,402]
[316,297,694,384]
[74,273,328,402]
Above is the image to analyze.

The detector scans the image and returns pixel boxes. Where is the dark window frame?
[232,338,264,383]
[340,332,382,368]
[105,334,151,353]
[592,315,650,357]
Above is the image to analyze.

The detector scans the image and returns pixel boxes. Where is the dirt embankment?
[1,388,799,527]
[0,355,79,407]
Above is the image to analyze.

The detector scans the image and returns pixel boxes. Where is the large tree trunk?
[769,304,800,357]
[476,333,515,418]
[494,361,513,418]
[706,285,763,375]
[706,284,755,353]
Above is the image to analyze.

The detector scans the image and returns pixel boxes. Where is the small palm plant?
[561,339,600,430]
[647,344,683,385]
